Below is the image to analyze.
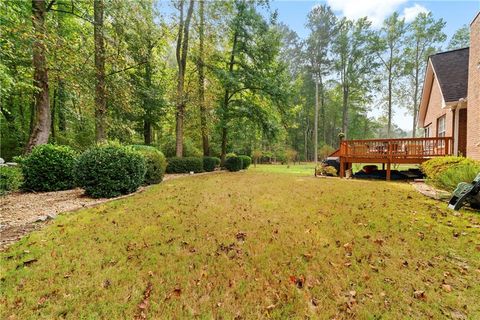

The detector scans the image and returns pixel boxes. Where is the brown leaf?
[102,279,111,289]
[374,238,384,246]
[413,290,426,300]
[442,284,452,292]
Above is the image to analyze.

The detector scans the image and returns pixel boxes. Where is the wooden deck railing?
[339,137,453,160]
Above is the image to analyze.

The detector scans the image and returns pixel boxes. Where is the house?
[418,12,480,160]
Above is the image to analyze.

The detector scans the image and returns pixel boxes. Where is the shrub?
[166,157,204,174]
[435,163,480,191]
[130,145,167,185]
[203,156,220,172]
[22,144,77,192]
[75,144,146,198]
[422,156,480,191]
[0,166,23,195]
[421,156,478,181]
[225,156,243,172]
[315,164,337,177]
[238,155,252,169]
[226,152,237,159]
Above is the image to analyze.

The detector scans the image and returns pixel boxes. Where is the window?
[424,125,431,138]
[437,115,446,137]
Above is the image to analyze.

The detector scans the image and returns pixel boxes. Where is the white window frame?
[437,115,446,138]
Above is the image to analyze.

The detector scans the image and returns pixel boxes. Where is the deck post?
[339,157,345,178]
[386,162,391,181]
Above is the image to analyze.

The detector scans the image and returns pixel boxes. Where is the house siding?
[423,76,453,138]
[467,13,480,160]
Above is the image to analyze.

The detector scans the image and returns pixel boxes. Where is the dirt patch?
[0,171,220,250]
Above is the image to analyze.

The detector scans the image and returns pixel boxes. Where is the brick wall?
[467,13,480,160]
[423,75,453,137]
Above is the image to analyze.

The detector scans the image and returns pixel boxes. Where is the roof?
[429,48,469,103]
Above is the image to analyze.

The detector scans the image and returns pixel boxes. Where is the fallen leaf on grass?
[442,284,452,292]
[413,290,426,300]
[135,282,153,320]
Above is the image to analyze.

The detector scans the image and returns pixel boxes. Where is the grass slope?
[1,172,479,319]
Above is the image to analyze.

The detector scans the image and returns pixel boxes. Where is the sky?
[269,0,480,131]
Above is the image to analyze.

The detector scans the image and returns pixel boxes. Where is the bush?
[0,166,23,195]
[225,156,243,172]
[130,145,167,185]
[315,164,338,177]
[203,156,221,172]
[238,155,252,169]
[421,156,478,181]
[22,144,77,192]
[422,156,480,191]
[75,144,146,198]
[435,163,480,191]
[166,157,204,174]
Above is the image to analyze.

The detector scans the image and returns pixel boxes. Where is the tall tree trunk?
[220,31,238,165]
[412,46,420,138]
[387,55,393,138]
[94,0,106,142]
[198,0,209,156]
[26,0,51,153]
[51,86,57,141]
[341,85,349,139]
[58,79,66,132]
[144,50,153,145]
[175,0,194,157]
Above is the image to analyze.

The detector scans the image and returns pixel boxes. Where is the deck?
[335,137,453,180]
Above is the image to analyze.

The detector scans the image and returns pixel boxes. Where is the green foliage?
[315,164,337,177]
[226,152,237,159]
[75,145,146,198]
[166,157,204,174]
[238,155,252,169]
[130,145,167,185]
[225,156,243,172]
[203,156,220,172]
[319,145,335,159]
[21,144,77,192]
[161,137,202,158]
[422,156,480,191]
[0,166,23,195]
[436,163,480,192]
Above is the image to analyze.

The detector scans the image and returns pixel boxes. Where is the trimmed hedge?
[166,157,204,174]
[225,156,243,172]
[238,155,252,169]
[75,144,146,198]
[130,145,167,185]
[422,156,480,191]
[0,166,23,195]
[203,156,221,172]
[22,144,77,192]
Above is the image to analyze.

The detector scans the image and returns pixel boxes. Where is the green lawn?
[1,171,479,319]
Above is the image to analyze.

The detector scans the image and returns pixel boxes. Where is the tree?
[332,17,376,139]
[447,25,469,50]
[175,0,195,157]
[403,12,445,137]
[213,1,291,163]
[94,0,106,142]
[306,4,336,161]
[374,12,406,138]
[197,0,209,155]
[26,0,51,153]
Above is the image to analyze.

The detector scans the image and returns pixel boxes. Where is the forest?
[0,0,470,162]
